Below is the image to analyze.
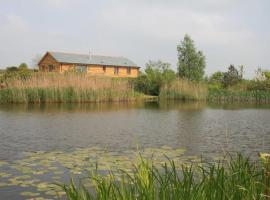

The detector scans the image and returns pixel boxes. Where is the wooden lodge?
[38,51,140,78]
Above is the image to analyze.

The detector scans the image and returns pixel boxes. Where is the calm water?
[0,101,270,199]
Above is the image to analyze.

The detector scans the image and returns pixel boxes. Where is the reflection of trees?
[158,100,206,111]
[0,101,147,113]
[174,106,207,156]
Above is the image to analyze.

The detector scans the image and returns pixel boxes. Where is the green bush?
[133,60,176,96]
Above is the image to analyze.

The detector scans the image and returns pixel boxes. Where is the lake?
[0,101,270,199]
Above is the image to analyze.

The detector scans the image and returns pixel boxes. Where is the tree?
[209,71,224,83]
[177,34,206,81]
[6,66,18,71]
[255,67,270,81]
[18,63,28,70]
[222,65,241,87]
[238,65,244,79]
[134,60,176,95]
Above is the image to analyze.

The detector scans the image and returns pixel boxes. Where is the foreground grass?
[60,154,270,200]
[159,79,208,101]
[0,73,143,103]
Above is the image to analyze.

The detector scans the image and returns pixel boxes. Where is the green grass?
[59,153,270,200]
[208,89,270,104]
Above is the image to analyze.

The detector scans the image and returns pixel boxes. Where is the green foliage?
[60,154,269,200]
[208,71,224,90]
[177,34,206,81]
[222,65,242,87]
[208,89,270,104]
[207,68,270,103]
[247,80,270,91]
[133,60,176,96]
[255,68,270,81]
[18,63,28,70]
[6,66,18,72]
[209,71,224,83]
[1,63,32,84]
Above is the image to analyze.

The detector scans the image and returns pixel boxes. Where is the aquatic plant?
[208,89,270,104]
[0,73,143,103]
[0,146,188,199]
[60,153,270,200]
[159,78,208,101]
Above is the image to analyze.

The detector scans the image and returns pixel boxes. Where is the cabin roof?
[47,51,139,68]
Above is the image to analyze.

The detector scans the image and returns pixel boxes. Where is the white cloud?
[0,0,269,77]
[1,14,28,32]
[96,0,267,77]
[42,0,72,7]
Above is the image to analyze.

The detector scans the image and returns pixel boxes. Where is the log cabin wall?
[38,53,139,78]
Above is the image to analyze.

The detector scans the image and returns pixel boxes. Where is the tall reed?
[208,89,270,104]
[59,154,270,200]
[0,73,142,103]
[159,79,208,101]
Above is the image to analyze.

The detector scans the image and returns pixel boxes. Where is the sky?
[0,0,269,78]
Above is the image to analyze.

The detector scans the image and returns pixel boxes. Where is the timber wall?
[38,54,139,78]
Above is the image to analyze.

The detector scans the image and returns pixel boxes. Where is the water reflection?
[1,101,269,113]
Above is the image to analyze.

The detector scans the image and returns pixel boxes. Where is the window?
[114,67,119,75]
[103,66,106,73]
[48,65,54,72]
[76,66,87,73]
[127,68,131,75]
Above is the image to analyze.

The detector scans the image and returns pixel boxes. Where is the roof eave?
[58,61,140,68]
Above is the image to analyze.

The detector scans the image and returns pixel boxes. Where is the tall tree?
[177,34,206,81]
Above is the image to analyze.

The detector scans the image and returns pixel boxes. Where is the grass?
[59,153,270,200]
[0,73,143,103]
[208,89,270,104]
[159,79,208,101]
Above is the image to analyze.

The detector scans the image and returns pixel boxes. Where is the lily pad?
[0,172,11,178]
[20,191,40,197]
[0,182,9,187]
[0,160,8,167]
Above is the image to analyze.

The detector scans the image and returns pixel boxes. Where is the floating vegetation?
[0,145,190,198]
[20,191,40,197]
[0,182,9,187]
[0,160,8,167]
[0,172,11,178]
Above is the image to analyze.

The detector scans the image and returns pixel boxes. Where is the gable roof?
[40,51,139,68]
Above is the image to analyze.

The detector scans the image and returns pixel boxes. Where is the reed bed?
[208,89,270,104]
[159,79,208,101]
[60,153,270,200]
[0,73,142,103]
